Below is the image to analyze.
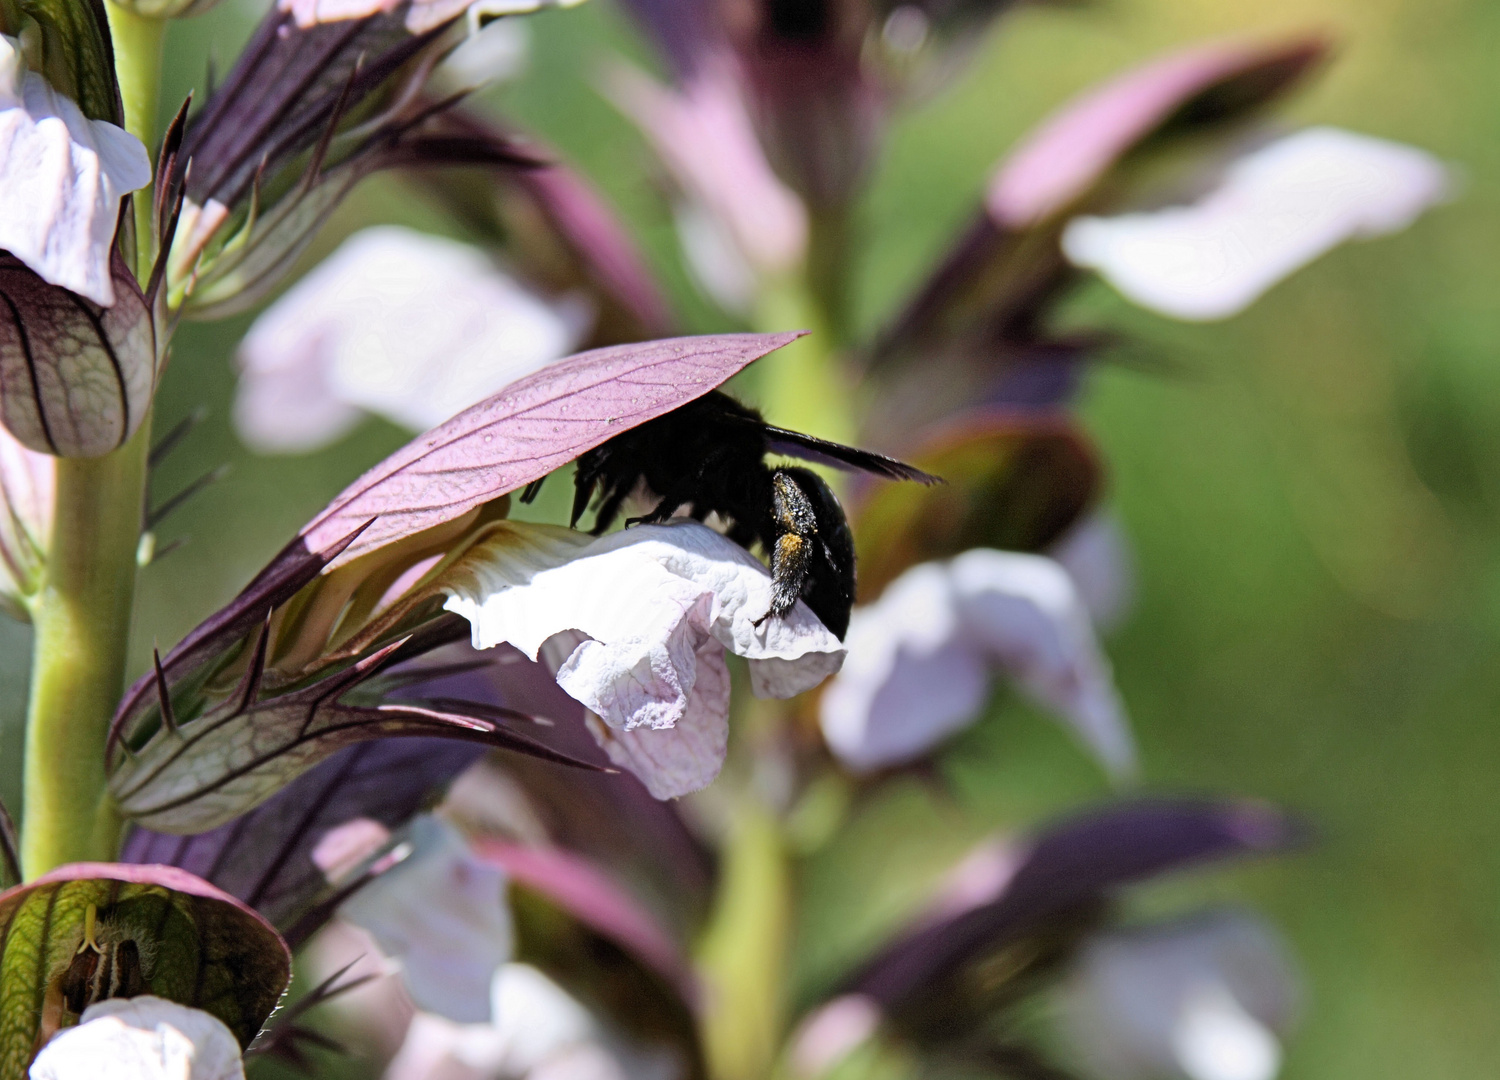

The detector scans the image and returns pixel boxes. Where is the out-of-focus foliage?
[0,0,1486,1076]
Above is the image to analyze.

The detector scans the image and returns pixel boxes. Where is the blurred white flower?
[29,996,244,1080]
[384,963,634,1080]
[1056,911,1299,1080]
[819,549,1133,776]
[234,226,592,453]
[441,520,846,798]
[1062,127,1451,320]
[0,36,152,307]
[340,815,512,1024]
[1049,512,1135,631]
[609,60,807,314]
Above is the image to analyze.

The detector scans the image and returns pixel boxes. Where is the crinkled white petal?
[0,37,151,307]
[820,551,1133,776]
[1057,912,1297,1080]
[583,639,730,798]
[442,521,846,737]
[30,997,244,1080]
[819,563,988,772]
[949,549,1135,777]
[340,815,511,1024]
[1062,127,1451,321]
[235,226,591,453]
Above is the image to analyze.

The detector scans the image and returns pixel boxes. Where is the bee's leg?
[626,482,694,526]
[570,452,609,528]
[520,477,547,504]
[590,482,634,535]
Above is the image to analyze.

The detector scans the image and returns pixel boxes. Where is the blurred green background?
[4,0,1498,1076]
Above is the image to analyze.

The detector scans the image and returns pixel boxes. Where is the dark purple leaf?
[0,862,290,1067]
[849,798,1302,1010]
[182,5,446,209]
[870,35,1328,376]
[121,738,486,935]
[301,331,804,566]
[988,35,1330,229]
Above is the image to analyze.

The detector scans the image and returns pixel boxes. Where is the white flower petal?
[1062,127,1451,320]
[820,551,1133,776]
[490,963,599,1073]
[583,639,730,798]
[441,520,846,735]
[0,37,152,307]
[949,549,1135,777]
[434,16,530,92]
[819,563,989,772]
[1057,912,1298,1080]
[1049,512,1135,632]
[340,815,511,1023]
[384,963,599,1080]
[1172,984,1282,1080]
[235,226,591,453]
[30,997,244,1080]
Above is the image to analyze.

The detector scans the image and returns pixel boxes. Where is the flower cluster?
[0,0,1450,1078]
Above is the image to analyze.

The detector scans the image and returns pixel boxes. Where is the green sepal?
[0,863,290,1079]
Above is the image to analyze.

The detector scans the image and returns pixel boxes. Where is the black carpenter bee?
[521,391,937,637]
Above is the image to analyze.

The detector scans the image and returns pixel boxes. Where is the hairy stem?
[20,2,163,876]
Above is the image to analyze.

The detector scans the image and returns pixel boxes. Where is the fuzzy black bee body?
[524,391,935,637]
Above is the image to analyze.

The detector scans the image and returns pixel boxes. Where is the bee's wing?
[761,426,941,484]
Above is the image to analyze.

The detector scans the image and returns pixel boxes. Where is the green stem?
[104,0,166,280]
[19,2,164,877]
[22,430,150,875]
[697,803,791,1080]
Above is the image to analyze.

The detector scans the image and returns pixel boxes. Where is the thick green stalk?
[697,803,791,1080]
[20,2,164,877]
[22,433,150,875]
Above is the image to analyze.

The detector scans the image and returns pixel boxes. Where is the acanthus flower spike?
[109,333,808,829]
